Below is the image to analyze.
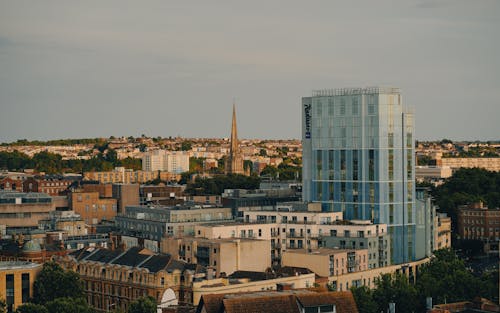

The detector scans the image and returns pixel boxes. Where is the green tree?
[372,273,418,313]
[416,249,493,305]
[44,298,93,313]
[260,165,278,179]
[189,157,204,172]
[32,262,84,305]
[15,303,49,313]
[180,141,192,151]
[0,298,6,313]
[351,286,377,313]
[127,296,156,313]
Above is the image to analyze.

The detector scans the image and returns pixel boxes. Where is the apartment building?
[282,248,368,278]
[438,157,500,172]
[458,202,500,244]
[142,150,189,174]
[434,213,451,250]
[116,205,233,241]
[84,167,180,184]
[70,191,117,225]
[319,221,391,268]
[162,237,270,276]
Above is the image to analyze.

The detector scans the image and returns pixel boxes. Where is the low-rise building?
[70,191,117,225]
[438,157,500,172]
[56,247,200,312]
[196,289,359,313]
[162,237,270,277]
[282,248,368,278]
[0,192,54,234]
[434,213,452,250]
[38,210,87,236]
[84,167,181,184]
[0,261,42,312]
[22,176,73,196]
[192,270,316,305]
[457,202,500,251]
[116,205,233,241]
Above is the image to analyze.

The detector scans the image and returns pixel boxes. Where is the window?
[368,103,375,114]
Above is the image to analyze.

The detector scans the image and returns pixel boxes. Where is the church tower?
[225,104,245,175]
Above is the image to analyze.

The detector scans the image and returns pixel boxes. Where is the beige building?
[142,150,189,174]
[161,237,270,277]
[191,272,315,305]
[415,166,452,183]
[84,167,180,184]
[434,213,452,250]
[438,157,500,172]
[0,192,54,233]
[38,210,87,236]
[326,257,430,292]
[56,247,196,312]
[70,191,117,225]
[0,261,42,312]
[282,248,368,278]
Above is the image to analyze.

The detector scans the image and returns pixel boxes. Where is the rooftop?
[0,261,42,271]
[312,86,400,97]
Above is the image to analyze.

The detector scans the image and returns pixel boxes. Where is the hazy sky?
[1,0,499,142]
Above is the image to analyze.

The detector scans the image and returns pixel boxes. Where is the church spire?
[230,102,239,155]
[225,102,244,175]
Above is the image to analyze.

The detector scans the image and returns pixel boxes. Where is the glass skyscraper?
[302,87,415,264]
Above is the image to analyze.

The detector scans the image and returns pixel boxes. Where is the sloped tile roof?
[296,291,359,313]
[140,255,171,273]
[223,294,300,313]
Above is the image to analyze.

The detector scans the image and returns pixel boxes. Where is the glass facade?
[302,87,415,264]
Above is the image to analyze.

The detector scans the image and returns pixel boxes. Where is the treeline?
[184,174,261,195]
[0,150,141,174]
[432,168,500,227]
[352,249,498,313]
[1,138,105,147]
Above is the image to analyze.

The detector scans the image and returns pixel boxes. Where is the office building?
[0,261,42,312]
[302,87,415,264]
[0,192,54,234]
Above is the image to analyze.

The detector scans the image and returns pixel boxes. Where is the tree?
[15,303,49,313]
[44,298,93,313]
[416,249,492,305]
[180,141,192,151]
[351,286,377,313]
[0,298,6,313]
[128,296,156,313]
[372,273,418,313]
[32,262,84,305]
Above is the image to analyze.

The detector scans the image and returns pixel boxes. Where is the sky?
[0,0,499,142]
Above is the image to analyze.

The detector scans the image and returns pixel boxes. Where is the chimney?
[426,297,433,311]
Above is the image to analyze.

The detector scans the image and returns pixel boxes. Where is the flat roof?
[0,261,42,271]
[284,248,355,256]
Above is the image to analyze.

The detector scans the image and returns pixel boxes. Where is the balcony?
[287,232,304,238]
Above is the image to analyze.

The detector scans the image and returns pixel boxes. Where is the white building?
[142,150,189,173]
